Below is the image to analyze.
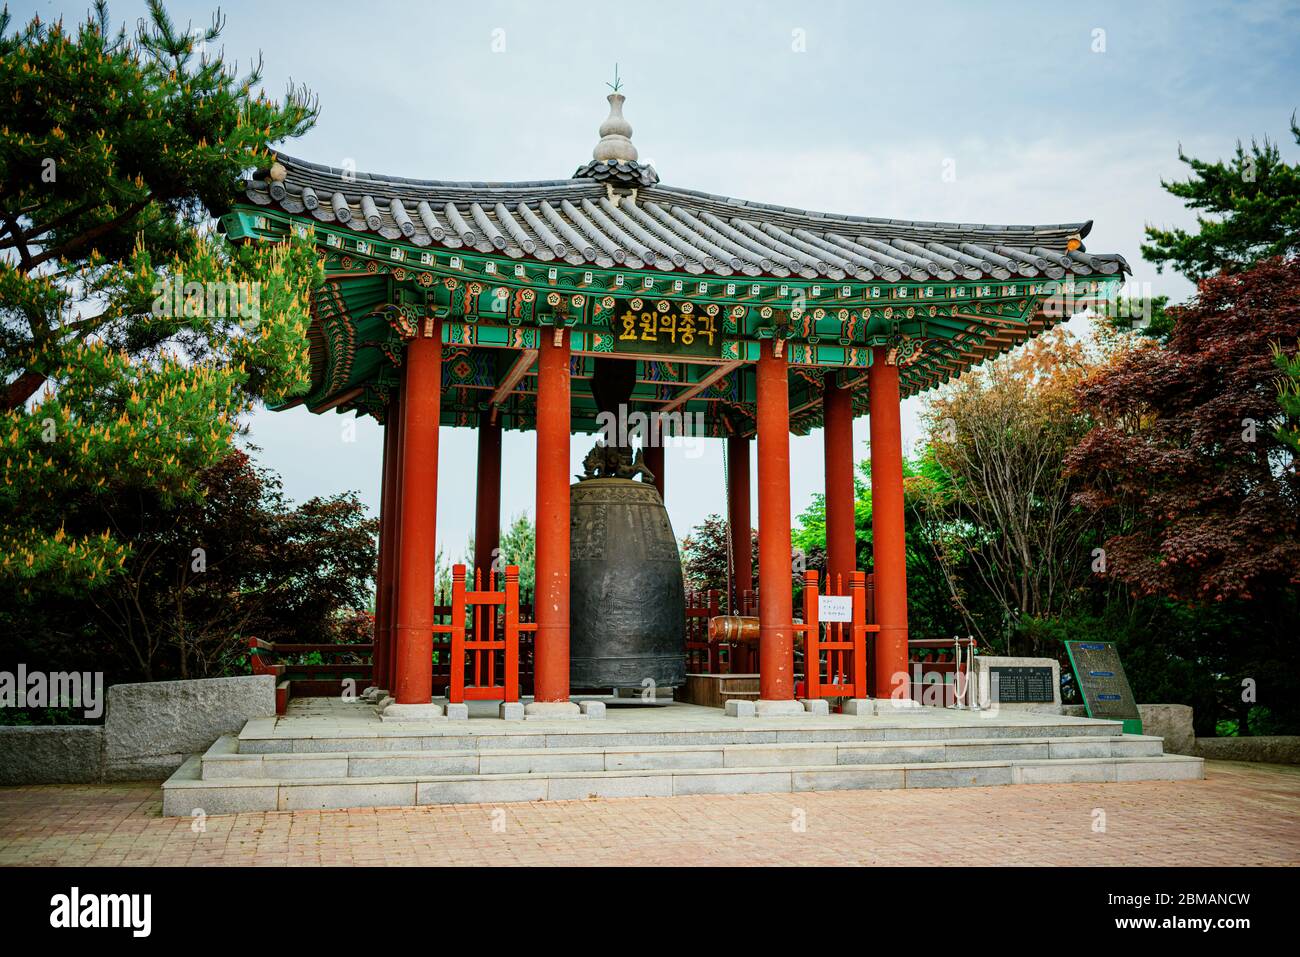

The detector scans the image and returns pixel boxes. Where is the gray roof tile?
[246,154,1128,283]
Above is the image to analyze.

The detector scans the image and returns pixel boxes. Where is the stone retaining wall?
[0,726,104,785]
[103,675,276,781]
[1061,703,1196,755]
[1194,736,1300,765]
[1136,704,1197,755]
[0,674,275,784]
[1060,704,1300,763]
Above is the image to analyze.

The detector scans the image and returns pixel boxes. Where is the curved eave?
[246,153,1129,285]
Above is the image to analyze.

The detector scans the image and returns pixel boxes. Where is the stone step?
[234,716,1129,755]
[163,751,1205,816]
[201,733,1166,781]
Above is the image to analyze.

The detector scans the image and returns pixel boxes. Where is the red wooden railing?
[685,588,720,673]
[257,566,967,711]
[798,570,878,699]
[439,564,535,707]
[250,568,541,713]
[908,637,976,707]
[691,571,884,697]
[248,638,374,714]
[446,564,534,704]
[433,573,535,696]
[686,588,759,674]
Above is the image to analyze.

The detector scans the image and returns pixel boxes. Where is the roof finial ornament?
[573,72,659,190]
[593,82,637,163]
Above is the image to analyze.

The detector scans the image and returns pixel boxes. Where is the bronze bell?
[569,448,686,691]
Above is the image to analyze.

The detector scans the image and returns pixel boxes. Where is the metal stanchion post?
[952,635,965,710]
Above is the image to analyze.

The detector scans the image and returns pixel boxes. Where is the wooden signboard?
[609,301,723,358]
[1064,640,1143,735]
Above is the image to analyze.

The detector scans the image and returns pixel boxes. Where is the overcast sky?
[19,0,1300,557]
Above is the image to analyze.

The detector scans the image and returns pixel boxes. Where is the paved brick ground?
[0,761,1296,866]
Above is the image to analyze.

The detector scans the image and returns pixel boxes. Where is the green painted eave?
[230,206,1121,434]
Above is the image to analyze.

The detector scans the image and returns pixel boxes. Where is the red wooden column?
[823,372,857,591]
[371,398,399,691]
[528,330,580,715]
[385,393,406,694]
[868,348,910,701]
[726,435,752,613]
[642,442,665,501]
[473,409,502,580]
[387,327,443,717]
[754,340,801,714]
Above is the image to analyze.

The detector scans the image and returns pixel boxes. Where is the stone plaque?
[971,656,1061,713]
[1065,640,1141,733]
[988,665,1055,703]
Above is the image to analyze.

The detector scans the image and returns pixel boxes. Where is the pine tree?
[1273,341,1300,457]
[0,1,323,589]
[1142,116,1300,279]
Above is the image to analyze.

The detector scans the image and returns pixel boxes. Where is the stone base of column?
[842,698,875,716]
[799,698,830,715]
[523,700,584,720]
[379,701,445,723]
[754,698,807,717]
[361,687,387,703]
[499,701,525,720]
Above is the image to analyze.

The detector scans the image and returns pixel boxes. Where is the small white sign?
[818,595,852,623]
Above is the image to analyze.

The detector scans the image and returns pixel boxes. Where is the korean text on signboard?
[818,595,852,623]
[612,304,722,358]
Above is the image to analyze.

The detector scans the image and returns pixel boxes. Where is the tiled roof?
[244,154,1129,283]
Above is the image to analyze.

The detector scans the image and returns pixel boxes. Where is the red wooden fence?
[433,572,535,697]
[445,564,535,704]
[685,588,759,674]
[799,570,878,699]
[685,589,720,673]
[686,572,882,696]
[908,637,976,707]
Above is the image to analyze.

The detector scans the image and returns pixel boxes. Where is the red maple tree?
[1066,257,1300,602]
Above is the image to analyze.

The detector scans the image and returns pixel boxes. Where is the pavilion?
[227,92,1127,720]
